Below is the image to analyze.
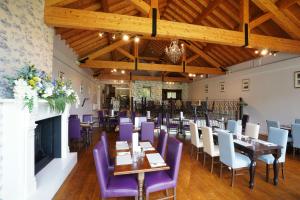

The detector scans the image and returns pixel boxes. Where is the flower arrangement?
[5,65,79,113]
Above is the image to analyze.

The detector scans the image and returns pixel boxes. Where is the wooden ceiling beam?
[44,7,245,46]
[240,0,249,32]
[116,47,135,60]
[194,0,223,24]
[45,0,78,7]
[249,12,273,30]
[44,7,300,53]
[97,74,191,82]
[186,54,200,64]
[252,0,300,39]
[276,0,299,9]
[127,0,151,16]
[87,39,131,60]
[80,60,224,75]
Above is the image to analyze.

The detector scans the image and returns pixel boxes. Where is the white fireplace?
[0,99,77,200]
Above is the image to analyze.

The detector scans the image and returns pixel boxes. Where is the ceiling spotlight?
[112,34,116,40]
[260,48,269,56]
[200,74,204,78]
[120,80,124,84]
[273,53,277,56]
[134,36,140,43]
[122,34,129,41]
[113,80,117,83]
[254,50,259,54]
[121,70,125,74]
[98,32,104,37]
[111,69,117,73]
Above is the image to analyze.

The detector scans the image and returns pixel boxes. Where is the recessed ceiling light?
[134,36,140,43]
[260,48,269,56]
[122,34,129,41]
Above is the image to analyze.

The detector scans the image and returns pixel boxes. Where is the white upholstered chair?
[202,127,219,173]
[245,123,260,139]
[189,121,203,160]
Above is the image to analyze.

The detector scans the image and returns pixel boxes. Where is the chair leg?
[165,189,169,196]
[231,169,235,187]
[293,147,296,158]
[135,196,138,200]
[203,153,206,167]
[281,163,285,180]
[211,157,214,173]
[174,187,176,200]
[196,148,199,161]
[220,163,223,178]
[266,164,269,182]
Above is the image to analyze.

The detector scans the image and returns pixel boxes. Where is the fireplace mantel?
[0,99,77,200]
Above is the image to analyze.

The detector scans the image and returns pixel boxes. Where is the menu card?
[233,139,252,147]
[116,141,129,150]
[132,132,139,152]
[140,142,155,151]
[146,153,166,168]
[116,154,133,165]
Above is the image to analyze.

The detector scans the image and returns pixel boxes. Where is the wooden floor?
[54,128,300,200]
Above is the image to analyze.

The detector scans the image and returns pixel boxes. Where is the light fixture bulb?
[112,34,116,40]
[121,70,125,74]
[120,80,124,83]
[254,50,259,54]
[260,48,269,56]
[98,32,103,37]
[134,36,140,43]
[200,74,204,78]
[122,34,129,41]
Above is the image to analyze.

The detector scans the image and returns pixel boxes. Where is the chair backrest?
[236,124,242,136]
[227,120,237,133]
[166,137,183,183]
[266,120,280,134]
[202,127,215,156]
[204,113,210,127]
[292,124,300,148]
[156,113,162,126]
[157,130,168,157]
[120,117,131,124]
[218,131,235,167]
[268,127,288,163]
[100,132,111,167]
[93,142,109,197]
[245,123,260,139]
[119,111,127,118]
[242,114,250,130]
[190,121,201,147]
[135,116,147,128]
[295,119,300,124]
[119,123,133,142]
[131,112,136,125]
[141,122,155,143]
[83,114,93,123]
[68,118,81,139]
[69,114,78,119]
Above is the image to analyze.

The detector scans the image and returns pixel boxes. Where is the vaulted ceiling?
[45,0,300,82]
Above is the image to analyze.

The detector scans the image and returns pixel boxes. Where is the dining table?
[172,118,190,136]
[114,141,170,200]
[212,130,282,189]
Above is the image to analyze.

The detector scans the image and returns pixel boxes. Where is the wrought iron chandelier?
[165,40,184,63]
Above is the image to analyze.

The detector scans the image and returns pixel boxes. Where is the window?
[141,87,151,98]
[167,92,176,99]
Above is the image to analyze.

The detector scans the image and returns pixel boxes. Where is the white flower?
[13,79,28,100]
[42,85,54,98]
[66,89,74,96]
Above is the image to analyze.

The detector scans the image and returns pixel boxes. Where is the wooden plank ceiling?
[48,0,300,82]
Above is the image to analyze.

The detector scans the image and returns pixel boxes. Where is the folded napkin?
[117,151,131,156]
[146,153,166,168]
[139,142,153,148]
[116,154,132,165]
[116,141,129,150]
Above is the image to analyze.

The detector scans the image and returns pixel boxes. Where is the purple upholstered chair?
[68,118,82,150]
[155,113,162,130]
[69,114,78,119]
[119,117,131,124]
[98,110,105,127]
[144,137,183,200]
[119,111,127,118]
[100,132,114,172]
[83,114,93,123]
[93,141,138,199]
[157,130,168,157]
[119,123,133,142]
[141,122,155,144]
[166,113,179,133]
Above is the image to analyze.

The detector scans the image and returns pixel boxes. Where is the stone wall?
[0,0,54,97]
[131,80,188,102]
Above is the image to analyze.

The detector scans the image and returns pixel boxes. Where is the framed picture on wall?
[242,79,250,91]
[295,71,300,88]
[142,87,151,98]
[219,82,225,92]
[204,84,208,93]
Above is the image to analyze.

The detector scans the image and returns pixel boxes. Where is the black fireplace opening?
[35,116,61,174]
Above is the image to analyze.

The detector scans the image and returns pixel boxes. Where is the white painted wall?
[188,54,300,133]
[52,35,101,119]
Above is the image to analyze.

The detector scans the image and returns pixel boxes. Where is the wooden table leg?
[272,151,280,185]
[249,159,256,189]
[138,172,145,200]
